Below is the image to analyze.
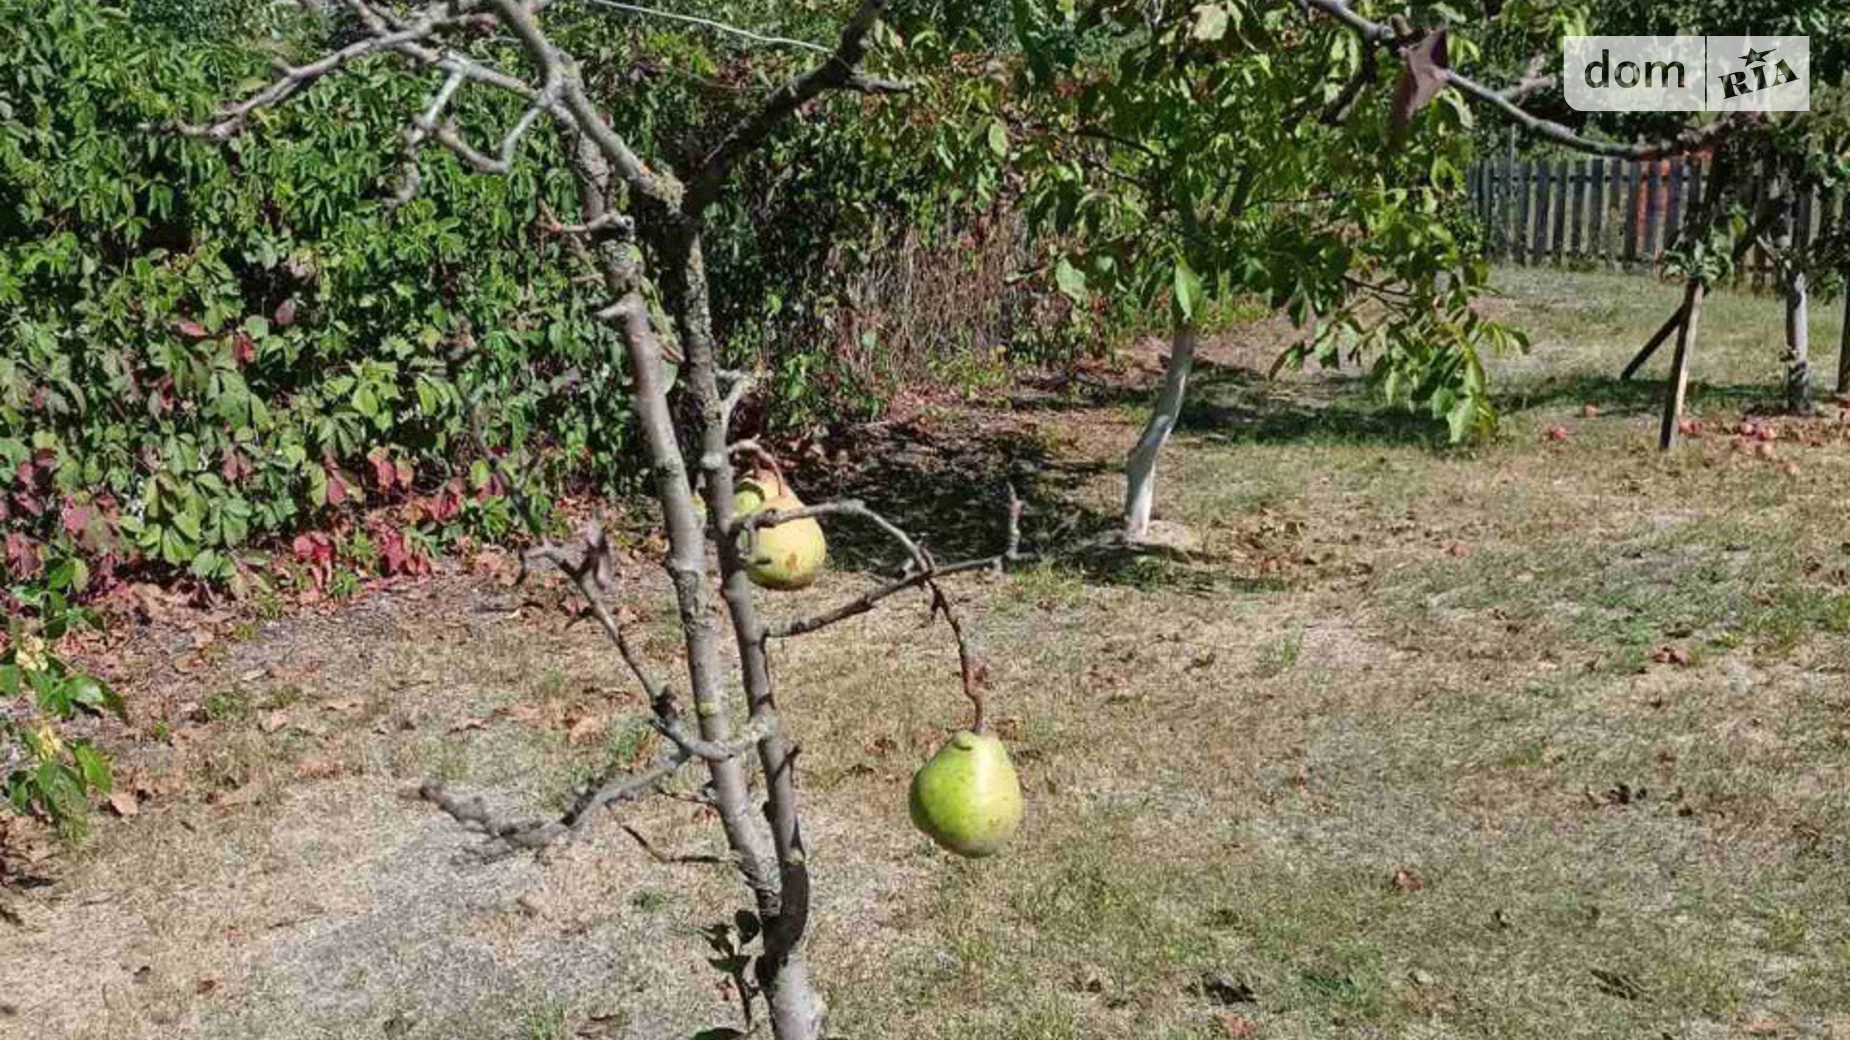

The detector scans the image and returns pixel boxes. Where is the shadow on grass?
[1493,372,1787,417]
[1179,360,1790,447]
[785,353,1792,594]
[785,419,1118,575]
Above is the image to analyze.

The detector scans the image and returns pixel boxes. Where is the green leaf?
[1054,258,1088,302]
[1191,3,1230,41]
[71,741,112,793]
[987,120,1010,159]
[1172,257,1204,323]
[1445,397,1475,442]
[68,674,126,721]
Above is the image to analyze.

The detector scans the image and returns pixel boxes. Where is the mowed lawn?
[5,269,1849,1040]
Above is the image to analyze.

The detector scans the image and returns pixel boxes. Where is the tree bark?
[1785,267,1811,415]
[1123,321,1197,542]
[1838,286,1850,396]
[1776,187,1812,416]
[664,221,826,1038]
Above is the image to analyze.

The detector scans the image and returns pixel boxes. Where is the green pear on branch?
[909,729,1023,858]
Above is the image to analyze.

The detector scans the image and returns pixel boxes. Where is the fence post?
[1622,161,1640,272]
[1664,158,1685,251]
[1590,157,1607,268]
[1515,159,1531,265]
[1550,159,1569,263]
[1569,157,1586,259]
[1532,160,1553,262]
[1642,160,1661,267]
[1607,160,1625,270]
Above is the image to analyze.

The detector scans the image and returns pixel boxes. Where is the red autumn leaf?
[175,320,209,339]
[220,448,252,484]
[368,450,397,492]
[1216,1014,1257,1039]
[232,334,256,366]
[62,503,95,539]
[274,298,298,328]
[325,466,349,507]
[14,460,35,486]
[377,527,410,576]
[291,532,333,565]
[5,532,41,578]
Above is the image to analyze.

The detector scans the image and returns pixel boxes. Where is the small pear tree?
[182,3,1024,1037]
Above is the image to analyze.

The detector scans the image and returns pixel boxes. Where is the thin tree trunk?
[1123,321,1197,542]
[570,139,809,1034]
[1785,268,1811,414]
[666,222,826,1039]
[1774,181,1812,415]
[1838,285,1850,395]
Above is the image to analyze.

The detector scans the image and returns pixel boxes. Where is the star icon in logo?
[1739,45,1776,65]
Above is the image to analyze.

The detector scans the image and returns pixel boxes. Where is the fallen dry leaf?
[294,757,346,781]
[567,713,607,746]
[1216,1013,1257,1038]
[194,978,219,996]
[321,697,365,716]
[1651,645,1692,666]
[259,710,291,734]
[106,791,139,818]
[447,717,489,734]
[1392,867,1425,892]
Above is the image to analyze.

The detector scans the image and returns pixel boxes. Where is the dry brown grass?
[5,270,1850,1040]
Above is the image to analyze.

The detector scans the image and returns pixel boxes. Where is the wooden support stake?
[1658,279,1705,450]
[1621,305,1687,381]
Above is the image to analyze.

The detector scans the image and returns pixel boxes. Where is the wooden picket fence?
[1467,154,1845,289]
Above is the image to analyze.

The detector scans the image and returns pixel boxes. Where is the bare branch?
[175,20,439,138]
[924,578,986,732]
[576,0,834,54]
[762,485,1028,639]
[719,373,758,438]
[526,533,670,705]
[487,0,685,206]
[1301,0,1741,159]
[418,752,683,858]
[683,0,898,213]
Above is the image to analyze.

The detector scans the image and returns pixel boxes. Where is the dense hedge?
[0,0,1066,596]
[0,0,631,592]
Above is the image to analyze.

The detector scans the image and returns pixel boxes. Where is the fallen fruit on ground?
[909,730,1023,857]
[735,471,826,590]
